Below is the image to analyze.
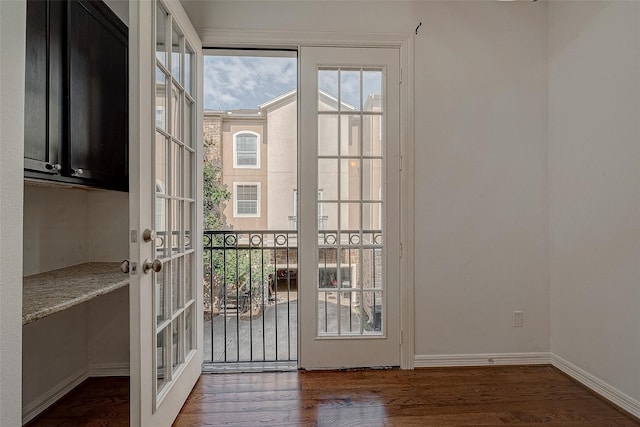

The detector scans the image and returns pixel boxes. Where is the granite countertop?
[23,262,129,325]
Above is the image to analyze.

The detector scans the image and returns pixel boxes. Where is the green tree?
[203,158,230,313]
[203,160,230,231]
[203,157,275,316]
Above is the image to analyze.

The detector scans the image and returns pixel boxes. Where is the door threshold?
[202,361,298,374]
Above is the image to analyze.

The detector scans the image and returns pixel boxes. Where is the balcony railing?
[202,227,384,366]
[203,230,298,365]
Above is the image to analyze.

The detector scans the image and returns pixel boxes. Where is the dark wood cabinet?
[24,0,128,192]
[24,0,64,175]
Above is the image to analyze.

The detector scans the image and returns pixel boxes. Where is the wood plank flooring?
[26,376,129,427]
[28,366,640,426]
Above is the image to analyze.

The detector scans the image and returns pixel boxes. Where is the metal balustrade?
[203,230,298,367]
[202,228,383,369]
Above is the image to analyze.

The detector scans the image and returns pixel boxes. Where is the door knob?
[143,259,162,274]
[143,229,155,242]
[120,259,130,273]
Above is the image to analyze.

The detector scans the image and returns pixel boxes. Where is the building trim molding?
[22,368,89,424]
[22,363,131,424]
[200,29,411,49]
[398,35,415,370]
[414,352,552,367]
[89,362,130,377]
[551,354,640,419]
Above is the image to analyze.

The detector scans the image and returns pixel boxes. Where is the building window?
[289,189,326,229]
[233,131,260,168]
[234,183,260,217]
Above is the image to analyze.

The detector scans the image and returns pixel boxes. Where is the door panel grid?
[300,46,400,369]
[153,0,197,401]
[316,66,385,337]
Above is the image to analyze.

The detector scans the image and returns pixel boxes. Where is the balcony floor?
[203,289,367,367]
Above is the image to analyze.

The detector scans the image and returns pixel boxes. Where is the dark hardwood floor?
[26,376,129,427]
[28,366,640,426]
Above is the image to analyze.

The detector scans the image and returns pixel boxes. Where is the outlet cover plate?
[513,311,524,327]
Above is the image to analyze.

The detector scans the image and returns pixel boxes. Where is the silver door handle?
[120,259,130,273]
[143,229,155,242]
[143,259,162,274]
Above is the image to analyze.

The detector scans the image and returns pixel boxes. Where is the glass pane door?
[299,47,401,369]
[317,67,385,336]
[153,0,197,403]
[130,0,202,423]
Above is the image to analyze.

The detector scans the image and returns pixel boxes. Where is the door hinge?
[130,229,137,243]
[400,242,403,258]
[400,68,403,84]
[400,330,403,345]
[399,155,403,172]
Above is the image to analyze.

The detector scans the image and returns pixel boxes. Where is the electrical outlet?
[513,311,524,327]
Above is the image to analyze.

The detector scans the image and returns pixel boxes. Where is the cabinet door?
[68,0,128,191]
[24,0,64,175]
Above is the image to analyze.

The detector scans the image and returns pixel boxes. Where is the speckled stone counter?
[23,262,129,325]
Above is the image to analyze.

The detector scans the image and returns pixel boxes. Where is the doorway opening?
[202,50,299,370]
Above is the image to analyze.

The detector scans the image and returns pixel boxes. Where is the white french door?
[129,1,203,425]
[299,47,401,369]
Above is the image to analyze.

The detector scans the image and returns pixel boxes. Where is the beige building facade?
[204,89,384,323]
[204,90,382,234]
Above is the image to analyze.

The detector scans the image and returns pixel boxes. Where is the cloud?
[204,56,383,111]
[204,56,297,110]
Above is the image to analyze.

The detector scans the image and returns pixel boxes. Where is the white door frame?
[199,30,415,369]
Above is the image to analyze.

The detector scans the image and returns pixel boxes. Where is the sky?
[203,55,382,111]
[204,56,297,111]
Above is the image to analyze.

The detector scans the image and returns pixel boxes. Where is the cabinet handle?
[143,259,163,274]
[72,168,84,176]
[45,163,62,172]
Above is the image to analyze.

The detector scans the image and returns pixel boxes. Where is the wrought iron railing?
[203,230,298,365]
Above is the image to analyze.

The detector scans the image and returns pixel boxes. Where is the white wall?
[186,0,550,357]
[87,286,130,367]
[22,304,89,407]
[104,0,128,26]
[549,0,640,403]
[0,1,26,424]
[88,190,129,263]
[185,0,415,35]
[414,1,549,356]
[23,186,91,276]
[23,185,129,276]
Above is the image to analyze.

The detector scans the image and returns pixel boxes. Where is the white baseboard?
[22,367,89,425]
[551,354,640,419]
[89,362,130,377]
[414,352,552,367]
[21,363,130,425]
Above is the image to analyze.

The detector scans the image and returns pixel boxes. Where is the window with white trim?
[234,183,260,217]
[233,132,260,168]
